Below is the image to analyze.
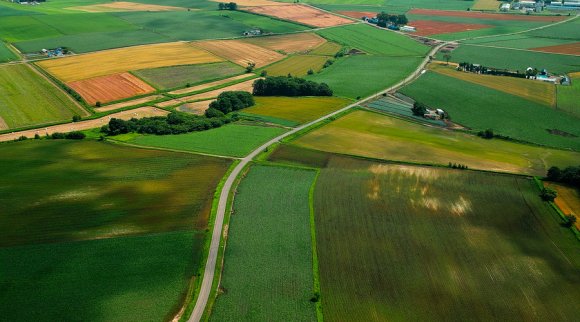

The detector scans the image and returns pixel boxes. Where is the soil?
[245,5,353,28]
[408,20,492,36]
[68,73,155,105]
[409,9,568,22]
[532,42,580,55]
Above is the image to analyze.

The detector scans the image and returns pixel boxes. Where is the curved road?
[186,41,447,322]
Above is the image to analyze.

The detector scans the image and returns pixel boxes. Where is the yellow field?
[310,41,342,56]
[430,63,556,107]
[264,55,328,77]
[67,2,188,12]
[242,33,326,54]
[244,96,351,123]
[37,43,223,82]
[192,40,285,68]
[546,183,580,229]
[472,0,500,10]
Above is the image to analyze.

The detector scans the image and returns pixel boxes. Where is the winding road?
[186,41,447,322]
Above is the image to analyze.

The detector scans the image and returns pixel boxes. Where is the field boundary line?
[309,169,324,322]
[106,139,239,160]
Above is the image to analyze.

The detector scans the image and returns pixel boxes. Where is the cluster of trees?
[448,162,469,170]
[14,131,86,142]
[376,12,408,27]
[547,165,580,188]
[101,111,236,136]
[411,101,427,116]
[206,91,254,117]
[477,129,494,139]
[253,76,333,96]
[457,62,529,79]
[540,187,558,202]
[218,2,237,10]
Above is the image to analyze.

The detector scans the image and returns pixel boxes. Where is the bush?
[253,76,333,97]
[411,101,427,116]
[540,187,557,202]
[477,129,494,139]
[72,115,81,122]
[564,214,577,228]
[51,132,66,139]
[65,131,86,140]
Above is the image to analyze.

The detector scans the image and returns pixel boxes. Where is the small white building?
[400,25,416,32]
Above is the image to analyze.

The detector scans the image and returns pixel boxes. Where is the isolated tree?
[307,68,314,75]
[246,62,256,73]
[72,115,81,122]
[443,54,452,65]
[564,214,577,228]
[228,2,237,10]
[412,101,427,116]
[260,70,268,77]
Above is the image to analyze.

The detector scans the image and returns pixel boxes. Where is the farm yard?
[290,110,580,175]
[68,72,155,105]
[210,165,317,321]
[245,4,353,27]
[0,140,231,321]
[0,64,86,130]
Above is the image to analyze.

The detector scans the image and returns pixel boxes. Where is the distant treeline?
[547,165,580,188]
[253,76,333,97]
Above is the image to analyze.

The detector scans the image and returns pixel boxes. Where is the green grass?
[125,123,287,157]
[316,23,429,57]
[313,160,580,321]
[290,109,580,175]
[210,165,317,321]
[263,55,329,77]
[243,96,352,125]
[439,44,580,74]
[0,41,17,62]
[528,17,580,41]
[0,139,232,321]
[0,64,85,129]
[307,55,423,98]
[557,76,580,118]
[400,72,580,150]
[133,62,245,90]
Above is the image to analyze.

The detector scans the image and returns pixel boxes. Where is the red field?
[532,42,580,55]
[68,73,155,105]
[409,9,567,22]
[408,20,492,36]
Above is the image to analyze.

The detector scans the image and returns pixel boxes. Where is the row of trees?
[547,165,580,188]
[206,91,254,117]
[376,12,408,27]
[101,111,236,136]
[411,101,427,116]
[457,62,529,79]
[253,76,333,97]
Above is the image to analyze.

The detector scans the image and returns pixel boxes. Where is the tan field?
[176,100,213,115]
[242,33,326,54]
[169,74,254,95]
[37,42,223,82]
[429,63,556,107]
[209,0,282,6]
[68,73,155,105]
[545,183,580,229]
[94,94,166,113]
[67,1,189,12]
[0,106,168,142]
[245,5,354,28]
[157,78,257,108]
[472,0,500,11]
[193,40,285,68]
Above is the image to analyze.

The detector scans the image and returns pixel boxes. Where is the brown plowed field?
[532,42,580,55]
[68,73,155,105]
[409,9,567,22]
[246,5,353,27]
[337,11,377,19]
[408,20,492,36]
[193,40,285,68]
[242,33,327,54]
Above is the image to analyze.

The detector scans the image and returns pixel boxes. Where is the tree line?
[206,91,254,117]
[547,165,580,188]
[253,76,333,96]
[218,2,237,10]
[376,12,408,27]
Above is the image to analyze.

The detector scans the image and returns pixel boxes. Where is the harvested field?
[68,73,155,106]
[169,74,254,95]
[429,63,556,106]
[532,42,580,55]
[472,0,501,10]
[209,0,282,6]
[94,95,165,113]
[408,9,567,22]
[409,20,492,36]
[176,100,212,115]
[193,40,285,68]
[243,96,351,124]
[336,11,377,19]
[0,107,168,142]
[242,33,326,54]
[158,78,257,108]
[264,55,328,77]
[546,183,580,229]
[67,2,188,13]
[37,42,223,82]
[245,5,354,28]
[310,41,343,56]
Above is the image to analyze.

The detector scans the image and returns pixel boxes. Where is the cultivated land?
[313,161,580,321]
[546,183,580,229]
[0,41,17,63]
[67,1,188,13]
[0,140,231,321]
[0,64,85,130]
[169,74,254,95]
[471,0,500,10]
[409,9,568,22]
[37,42,223,82]
[245,4,353,27]
[68,72,155,105]
[557,74,580,118]
[133,62,245,90]
[242,33,327,54]
[532,42,580,55]
[291,110,580,175]
[429,63,556,107]
[193,40,285,68]
[210,165,317,321]
[309,41,342,56]
[400,72,580,150]
[94,95,165,113]
[408,20,492,36]
[123,123,287,157]
[157,78,257,108]
[264,55,329,77]
[243,96,352,124]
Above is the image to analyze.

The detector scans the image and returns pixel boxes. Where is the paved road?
[186,41,447,322]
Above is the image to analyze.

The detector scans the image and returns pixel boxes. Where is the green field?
[124,123,287,157]
[312,160,580,321]
[210,165,317,321]
[0,41,17,62]
[263,55,329,77]
[400,71,580,150]
[462,34,577,49]
[133,62,245,90]
[291,109,580,175]
[0,64,85,130]
[557,75,580,118]
[307,55,423,98]
[439,45,580,74]
[0,140,231,321]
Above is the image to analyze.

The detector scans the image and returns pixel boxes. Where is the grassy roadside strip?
[281,107,359,143]
[178,159,240,322]
[309,169,324,322]
[533,177,580,241]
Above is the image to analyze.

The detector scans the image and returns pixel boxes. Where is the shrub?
[412,101,427,116]
[72,115,81,122]
[65,131,86,140]
[564,214,577,228]
[253,76,332,97]
[208,91,254,114]
[540,187,557,201]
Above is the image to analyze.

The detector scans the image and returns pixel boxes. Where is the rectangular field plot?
[37,42,223,82]
[242,32,326,54]
[264,55,329,77]
[313,163,580,321]
[245,4,353,28]
[133,62,245,90]
[210,165,317,321]
[193,39,285,68]
[68,72,155,105]
[0,41,17,63]
[292,110,580,175]
[556,75,580,118]
[0,64,85,130]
